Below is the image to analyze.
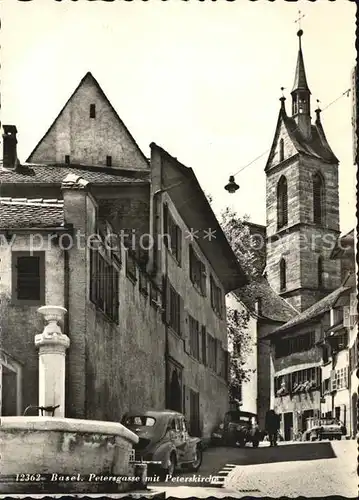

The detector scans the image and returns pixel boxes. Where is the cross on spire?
[294,10,305,31]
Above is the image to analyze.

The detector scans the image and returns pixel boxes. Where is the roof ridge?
[0,197,64,206]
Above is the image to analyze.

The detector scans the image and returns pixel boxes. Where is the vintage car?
[211,410,264,448]
[302,417,347,441]
[121,410,202,478]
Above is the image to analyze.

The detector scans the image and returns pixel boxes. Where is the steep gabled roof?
[150,142,248,293]
[233,277,298,325]
[0,163,149,185]
[26,72,149,169]
[264,285,351,338]
[265,102,338,172]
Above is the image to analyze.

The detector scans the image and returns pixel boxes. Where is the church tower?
[265,30,341,312]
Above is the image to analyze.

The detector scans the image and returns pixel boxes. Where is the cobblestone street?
[152,440,357,498]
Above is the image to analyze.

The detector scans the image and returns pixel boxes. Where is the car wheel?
[310,432,317,441]
[252,440,259,448]
[189,446,202,472]
[160,452,176,480]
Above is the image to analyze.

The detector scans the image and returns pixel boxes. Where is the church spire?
[291,29,311,138]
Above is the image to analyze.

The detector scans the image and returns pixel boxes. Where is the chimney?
[2,125,18,169]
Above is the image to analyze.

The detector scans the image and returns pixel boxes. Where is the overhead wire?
[230,87,352,179]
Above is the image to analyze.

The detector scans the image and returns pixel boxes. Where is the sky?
[1,0,356,233]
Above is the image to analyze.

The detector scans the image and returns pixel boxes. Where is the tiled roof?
[284,114,338,164]
[0,163,150,185]
[0,198,64,229]
[268,285,351,336]
[233,277,298,324]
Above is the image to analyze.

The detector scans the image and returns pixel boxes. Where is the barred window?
[89,245,119,323]
[189,246,206,295]
[277,176,288,229]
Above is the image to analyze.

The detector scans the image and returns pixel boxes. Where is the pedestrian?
[265,409,280,447]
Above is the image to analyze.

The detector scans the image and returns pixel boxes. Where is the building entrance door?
[283,412,293,441]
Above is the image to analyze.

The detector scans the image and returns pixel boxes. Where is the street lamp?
[224,175,239,194]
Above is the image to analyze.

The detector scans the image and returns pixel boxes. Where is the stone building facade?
[0,72,247,441]
[265,31,341,313]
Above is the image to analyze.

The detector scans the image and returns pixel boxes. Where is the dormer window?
[90,104,96,119]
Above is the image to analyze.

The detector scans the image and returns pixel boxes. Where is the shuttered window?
[189,246,206,295]
[12,252,45,304]
[189,315,200,360]
[163,203,182,264]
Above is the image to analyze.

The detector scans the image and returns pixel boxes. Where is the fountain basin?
[0,416,139,494]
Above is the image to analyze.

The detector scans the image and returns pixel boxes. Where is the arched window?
[313,172,324,225]
[318,256,323,288]
[277,176,288,229]
[279,138,284,162]
[279,258,286,291]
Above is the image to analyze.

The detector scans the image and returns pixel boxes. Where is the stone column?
[35,306,70,417]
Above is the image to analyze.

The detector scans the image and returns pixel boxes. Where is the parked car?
[302,417,347,441]
[121,410,202,478]
[211,410,264,448]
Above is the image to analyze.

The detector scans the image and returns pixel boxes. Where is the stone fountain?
[0,306,141,495]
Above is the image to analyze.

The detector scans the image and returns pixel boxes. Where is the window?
[90,104,96,118]
[217,342,226,378]
[126,250,137,281]
[313,172,324,225]
[164,278,182,336]
[65,155,70,165]
[279,258,286,291]
[210,276,223,318]
[277,176,288,229]
[322,378,330,396]
[189,246,206,295]
[291,367,318,393]
[279,138,284,162]
[331,332,348,353]
[189,315,200,360]
[12,252,45,304]
[139,267,148,296]
[334,367,348,391]
[275,331,315,358]
[318,256,323,288]
[201,326,207,365]
[89,244,119,323]
[208,334,217,372]
[163,204,182,264]
[149,281,161,309]
[106,155,112,167]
